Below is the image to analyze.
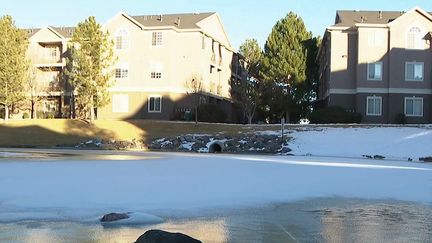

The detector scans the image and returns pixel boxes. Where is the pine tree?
[296,36,321,116]
[239,39,262,79]
[234,39,262,124]
[260,12,312,122]
[65,16,116,123]
[0,15,29,123]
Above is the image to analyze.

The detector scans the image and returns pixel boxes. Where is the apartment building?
[24,12,243,122]
[26,26,74,118]
[318,7,432,123]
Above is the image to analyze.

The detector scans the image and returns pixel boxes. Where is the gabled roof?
[130,12,215,29]
[24,28,40,38]
[334,9,432,27]
[24,26,75,39]
[51,26,75,38]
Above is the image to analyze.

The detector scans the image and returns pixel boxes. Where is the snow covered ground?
[0,150,431,223]
[287,126,432,161]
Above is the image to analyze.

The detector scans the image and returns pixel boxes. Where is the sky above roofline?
[0,0,431,50]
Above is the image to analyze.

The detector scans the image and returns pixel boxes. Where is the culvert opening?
[209,142,223,153]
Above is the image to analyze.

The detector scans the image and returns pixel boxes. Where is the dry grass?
[0,119,280,147]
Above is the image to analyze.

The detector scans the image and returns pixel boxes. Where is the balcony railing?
[31,56,62,66]
[28,48,62,66]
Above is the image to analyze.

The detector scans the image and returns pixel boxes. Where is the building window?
[406,27,423,49]
[405,62,424,81]
[202,35,206,50]
[115,29,129,50]
[366,96,382,116]
[368,30,385,47]
[219,44,223,64]
[367,62,382,80]
[151,72,162,79]
[405,97,423,117]
[112,94,129,113]
[148,96,162,112]
[152,32,162,46]
[45,46,58,59]
[115,65,129,79]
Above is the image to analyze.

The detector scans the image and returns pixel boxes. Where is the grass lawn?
[0,119,280,147]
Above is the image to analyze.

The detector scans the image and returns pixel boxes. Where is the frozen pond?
[1,198,431,242]
[0,149,431,242]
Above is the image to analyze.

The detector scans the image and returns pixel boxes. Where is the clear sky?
[1,0,431,50]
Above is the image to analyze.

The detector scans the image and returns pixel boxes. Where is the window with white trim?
[152,32,162,46]
[366,96,382,116]
[44,46,58,60]
[405,62,424,81]
[151,72,162,79]
[405,97,423,117]
[367,62,382,80]
[202,35,206,50]
[112,94,129,113]
[406,27,423,49]
[150,62,163,79]
[368,30,384,47]
[115,29,129,50]
[115,66,129,79]
[148,96,162,112]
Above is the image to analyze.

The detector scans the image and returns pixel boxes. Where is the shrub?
[395,113,406,124]
[197,104,227,123]
[22,113,30,119]
[46,112,55,119]
[309,106,362,124]
[36,111,56,119]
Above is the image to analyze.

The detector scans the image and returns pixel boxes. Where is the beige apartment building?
[318,7,432,123]
[24,12,245,122]
[26,26,74,118]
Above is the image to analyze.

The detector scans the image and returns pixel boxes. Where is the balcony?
[32,57,63,67]
[217,85,223,96]
[211,53,216,64]
[28,47,63,67]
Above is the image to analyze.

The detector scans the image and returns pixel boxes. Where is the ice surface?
[0,151,431,222]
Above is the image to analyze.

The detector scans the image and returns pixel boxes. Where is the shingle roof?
[334,10,432,27]
[131,12,215,29]
[24,28,40,37]
[51,26,75,38]
[23,26,75,39]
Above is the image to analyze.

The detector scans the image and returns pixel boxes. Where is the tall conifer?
[66,16,116,122]
[0,16,29,122]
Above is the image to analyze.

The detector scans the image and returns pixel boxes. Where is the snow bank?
[288,127,432,161]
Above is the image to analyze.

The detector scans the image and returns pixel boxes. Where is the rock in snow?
[100,212,130,222]
[135,230,202,243]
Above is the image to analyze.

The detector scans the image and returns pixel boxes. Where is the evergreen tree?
[234,39,262,123]
[0,15,29,123]
[294,36,321,117]
[239,39,262,79]
[65,16,116,123]
[260,12,312,122]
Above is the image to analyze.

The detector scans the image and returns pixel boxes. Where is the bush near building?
[197,104,228,123]
[309,106,362,124]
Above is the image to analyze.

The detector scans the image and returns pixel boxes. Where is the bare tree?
[26,64,41,119]
[185,74,204,125]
